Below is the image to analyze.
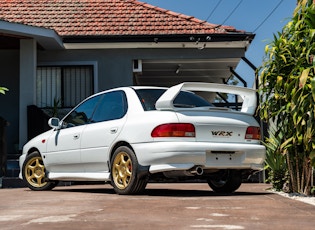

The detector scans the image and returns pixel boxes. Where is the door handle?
[110,127,118,134]
[73,134,80,140]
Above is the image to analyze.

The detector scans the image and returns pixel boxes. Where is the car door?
[80,90,128,173]
[45,95,102,173]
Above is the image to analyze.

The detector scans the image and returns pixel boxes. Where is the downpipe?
[190,166,204,176]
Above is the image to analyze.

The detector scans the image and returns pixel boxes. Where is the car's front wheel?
[22,151,57,191]
[111,146,148,195]
[207,170,242,193]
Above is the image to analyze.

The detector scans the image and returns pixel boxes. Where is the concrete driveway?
[0,183,314,230]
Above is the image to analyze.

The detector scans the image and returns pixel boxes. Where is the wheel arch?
[109,141,134,161]
[23,147,45,169]
[26,147,41,156]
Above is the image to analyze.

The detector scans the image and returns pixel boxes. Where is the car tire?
[22,151,57,191]
[110,146,148,195]
[207,170,242,193]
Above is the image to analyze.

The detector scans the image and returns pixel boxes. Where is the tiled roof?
[0,0,244,37]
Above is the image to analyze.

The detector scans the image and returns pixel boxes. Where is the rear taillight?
[151,123,196,137]
[245,126,261,140]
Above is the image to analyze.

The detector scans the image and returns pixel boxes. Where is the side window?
[62,95,102,128]
[91,91,127,123]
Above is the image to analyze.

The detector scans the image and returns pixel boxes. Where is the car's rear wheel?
[207,170,242,193]
[111,146,148,195]
[22,151,57,191]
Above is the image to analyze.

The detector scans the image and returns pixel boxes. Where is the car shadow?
[51,184,270,197]
[143,189,270,197]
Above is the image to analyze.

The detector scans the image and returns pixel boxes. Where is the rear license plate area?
[210,151,235,154]
[206,151,242,165]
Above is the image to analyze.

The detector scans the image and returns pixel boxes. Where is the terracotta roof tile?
[0,0,244,37]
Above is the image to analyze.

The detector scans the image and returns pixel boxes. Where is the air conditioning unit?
[133,59,142,73]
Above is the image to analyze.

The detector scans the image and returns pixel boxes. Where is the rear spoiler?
[155,82,257,115]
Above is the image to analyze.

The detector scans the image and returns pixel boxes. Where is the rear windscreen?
[135,89,214,111]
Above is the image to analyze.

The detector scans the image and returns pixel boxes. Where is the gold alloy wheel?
[112,151,132,189]
[24,156,47,188]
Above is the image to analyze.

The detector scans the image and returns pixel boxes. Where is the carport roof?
[0,0,252,40]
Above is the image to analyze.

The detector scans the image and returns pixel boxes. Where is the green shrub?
[263,128,288,191]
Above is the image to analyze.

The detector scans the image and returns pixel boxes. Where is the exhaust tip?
[196,166,203,175]
[190,166,204,175]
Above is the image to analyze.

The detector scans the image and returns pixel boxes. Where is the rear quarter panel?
[117,110,180,143]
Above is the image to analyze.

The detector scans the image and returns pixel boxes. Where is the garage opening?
[133,58,249,111]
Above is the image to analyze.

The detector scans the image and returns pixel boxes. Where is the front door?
[45,125,85,172]
[44,94,102,173]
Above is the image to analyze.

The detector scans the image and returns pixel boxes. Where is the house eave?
[64,41,251,50]
[0,20,64,50]
[63,33,254,43]
[63,33,255,50]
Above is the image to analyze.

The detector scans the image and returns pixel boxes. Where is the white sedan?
[19,82,265,195]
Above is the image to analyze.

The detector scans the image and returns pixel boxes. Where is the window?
[62,95,102,128]
[91,91,127,123]
[61,90,127,128]
[173,91,214,108]
[135,89,213,111]
[36,66,94,108]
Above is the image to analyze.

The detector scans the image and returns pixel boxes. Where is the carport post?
[19,39,37,149]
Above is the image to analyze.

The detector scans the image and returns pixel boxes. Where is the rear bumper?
[132,142,266,173]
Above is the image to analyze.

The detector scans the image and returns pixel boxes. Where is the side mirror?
[48,117,61,129]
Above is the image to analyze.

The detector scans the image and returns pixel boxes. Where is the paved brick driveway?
[0,183,314,230]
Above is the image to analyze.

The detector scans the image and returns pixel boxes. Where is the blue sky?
[143,0,297,87]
